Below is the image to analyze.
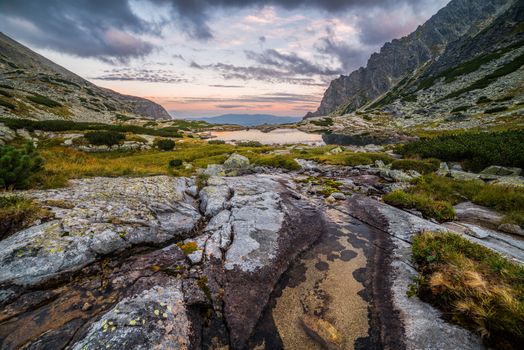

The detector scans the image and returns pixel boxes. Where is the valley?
[1,0,523,349]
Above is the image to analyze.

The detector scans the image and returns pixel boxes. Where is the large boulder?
[0,176,200,288]
[223,153,250,170]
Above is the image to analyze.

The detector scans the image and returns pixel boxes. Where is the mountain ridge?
[307,0,515,118]
[0,32,171,122]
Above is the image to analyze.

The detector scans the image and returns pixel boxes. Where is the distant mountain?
[307,0,518,118]
[192,114,302,126]
[0,32,171,122]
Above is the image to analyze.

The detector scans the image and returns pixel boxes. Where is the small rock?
[331,192,346,200]
[498,223,524,237]
[63,139,73,146]
[480,165,521,176]
[301,314,343,350]
[325,195,337,204]
[490,176,524,188]
[374,160,386,168]
[436,162,449,177]
[454,202,502,229]
[450,170,479,181]
[327,146,344,155]
[81,302,92,311]
[463,224,490,239]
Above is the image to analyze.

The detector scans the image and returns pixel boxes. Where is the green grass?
[418,40,524,91]
[0,89,14,98]
[27,94,63,108]
[391,158,440,174]
[411,232,524,349]
[0,195,49,239]
[399,130,524,171]
[84,131,125,146]
[439,51,524,101]
[295,176,344,197]
[248,154,300,171]
[29,140,300,188]
[383,190,455,222]
[388,174,524,225]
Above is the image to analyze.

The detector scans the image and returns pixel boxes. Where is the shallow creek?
[249,205,403,349]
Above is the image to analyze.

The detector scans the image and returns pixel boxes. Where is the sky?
[0,0,449,118]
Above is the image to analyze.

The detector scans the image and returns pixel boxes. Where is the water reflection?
[211,128,325,145]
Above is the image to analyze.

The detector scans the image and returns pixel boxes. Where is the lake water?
[211,128,325,145]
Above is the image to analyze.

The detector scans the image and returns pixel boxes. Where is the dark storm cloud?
[0,0,156,63]
[190,49,340,85]
[315,27,369,73]
[0,0,437,61]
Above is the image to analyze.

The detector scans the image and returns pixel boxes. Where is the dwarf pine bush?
[0,143,44,189]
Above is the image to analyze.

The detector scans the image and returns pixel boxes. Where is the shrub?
[115,114,134,121]
[0,117,182,138]
[208,139,226,144]
[484,106,508,114]
[124,134,147,143]
[0,196,49,239]
[391,158,440,174]
[196,173,210,190]
[451,105,469,113]
[345,154,372,166]
[411,232,524,349]
[399,130,524,171]
[169,159,183,168]
[251,155,301,171]
[383,190,455,222]
[176,241,199,255]
[476,96,492,104]
[0,89,14,98]
[27,94,62,108]
[84,131,125,146]
[238,141,263,147]
[155,138,176,151]
[311,118,334,127]
[0,98,16,110]
[0,143,44,189]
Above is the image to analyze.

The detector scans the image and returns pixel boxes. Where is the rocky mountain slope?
[0,33,171,122]
[307,0,521,120]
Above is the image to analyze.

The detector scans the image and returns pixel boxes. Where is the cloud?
[92,68,188,83]
[315,27,369,72]
[215,104,245,108]
[0,0,445,61]
[190,60,326,86]
[209,84,244,88]
[245,49,342,75]
[0,0,156,63]
[168,92,320,105]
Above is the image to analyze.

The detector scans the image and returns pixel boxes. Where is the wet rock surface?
[0,174,326,349]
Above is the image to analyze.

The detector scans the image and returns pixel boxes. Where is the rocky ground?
[1,153,522,349]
